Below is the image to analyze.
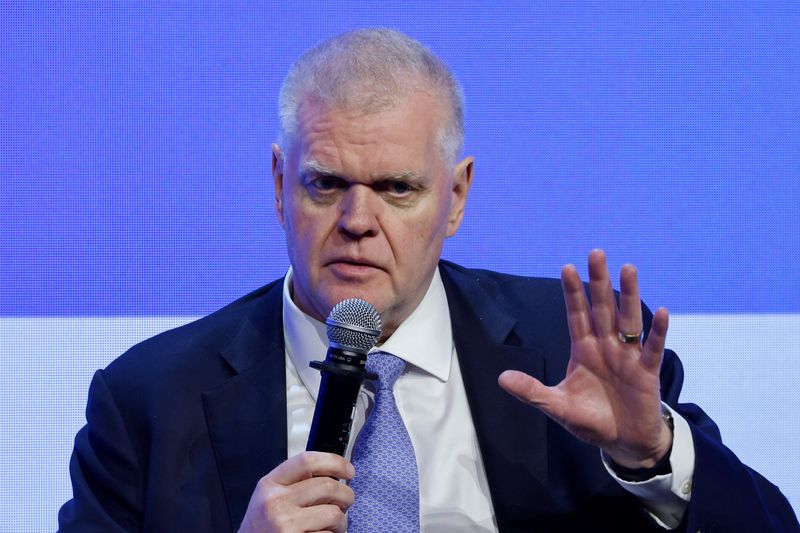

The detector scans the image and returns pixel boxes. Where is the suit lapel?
[441,263,553,526]
[200,266,557,529]
[202,282,288,530]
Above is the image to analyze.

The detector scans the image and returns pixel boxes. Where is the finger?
[641,307,669,371]
[587,249,616,337]
[270,452,355,486]
[498,370,565,421]
[617,263,643,341]
[561,264,592,341]
[293,476,355,511]
[297,504,347,533]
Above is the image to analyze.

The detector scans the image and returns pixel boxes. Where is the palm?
[499,250,671,468]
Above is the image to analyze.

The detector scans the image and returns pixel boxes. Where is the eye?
[313,176,340,191]
[390,181,412,195]
[303,173,346,202]
[375,178,421,205]
[378,180,416,197]
[306,175,347,198]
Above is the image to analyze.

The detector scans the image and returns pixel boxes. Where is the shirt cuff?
[601,403,695,529]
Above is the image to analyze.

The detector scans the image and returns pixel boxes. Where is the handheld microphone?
[306,298,381,456]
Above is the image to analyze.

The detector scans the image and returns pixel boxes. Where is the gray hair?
[278,28,464,164]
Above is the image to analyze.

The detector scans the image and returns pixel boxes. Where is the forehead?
[291,93,445,176]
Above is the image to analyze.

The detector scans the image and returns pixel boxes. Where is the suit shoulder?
[103,279,283,387]
[439,260,653,320]
[439,260,564,301]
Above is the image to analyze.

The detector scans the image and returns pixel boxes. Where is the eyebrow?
[300,160,340,177]
[300,159,427,183]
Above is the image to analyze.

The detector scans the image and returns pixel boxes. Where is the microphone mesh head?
[326,298,382,353]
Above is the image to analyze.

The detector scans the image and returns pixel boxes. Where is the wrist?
[608,407,675,470]
[610,440,672,481]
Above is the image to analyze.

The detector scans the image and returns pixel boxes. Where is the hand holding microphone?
[239,298,380,533]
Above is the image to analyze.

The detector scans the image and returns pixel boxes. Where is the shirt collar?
[282,267,453,400]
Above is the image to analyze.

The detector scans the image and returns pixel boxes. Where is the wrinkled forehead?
[288,93,449,174]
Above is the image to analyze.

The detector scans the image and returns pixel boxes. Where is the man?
[59,29,797,532]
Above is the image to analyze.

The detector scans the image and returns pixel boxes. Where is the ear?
[272,144,285,228]
[446,156,474,237]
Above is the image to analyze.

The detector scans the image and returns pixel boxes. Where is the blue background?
[3,2,798,315]
[1,2,799,530]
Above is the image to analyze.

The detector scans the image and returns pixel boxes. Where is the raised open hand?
[499,249,672,469]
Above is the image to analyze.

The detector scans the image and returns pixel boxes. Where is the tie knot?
[366,351,405,390]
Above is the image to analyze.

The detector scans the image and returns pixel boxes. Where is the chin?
[322,286,389,315]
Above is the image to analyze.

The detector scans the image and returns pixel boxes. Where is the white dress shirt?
[281,268,694,530]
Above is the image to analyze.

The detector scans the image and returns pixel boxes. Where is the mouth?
[325,257,385,277]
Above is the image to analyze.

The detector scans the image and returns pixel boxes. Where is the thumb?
[498,370,563,417]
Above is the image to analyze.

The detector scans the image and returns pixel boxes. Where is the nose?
[338,184,379,239]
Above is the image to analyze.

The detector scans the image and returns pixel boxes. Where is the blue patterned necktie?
[348,351,420,532]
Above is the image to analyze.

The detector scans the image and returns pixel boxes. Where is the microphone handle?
[306,348,368,456]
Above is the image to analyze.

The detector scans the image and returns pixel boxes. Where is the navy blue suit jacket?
[59,261,798,532]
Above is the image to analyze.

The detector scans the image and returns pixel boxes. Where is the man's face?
[273,91,473,339]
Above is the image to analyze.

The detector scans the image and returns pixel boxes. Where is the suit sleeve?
[58,369,144,532]
[660,350,799,532]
